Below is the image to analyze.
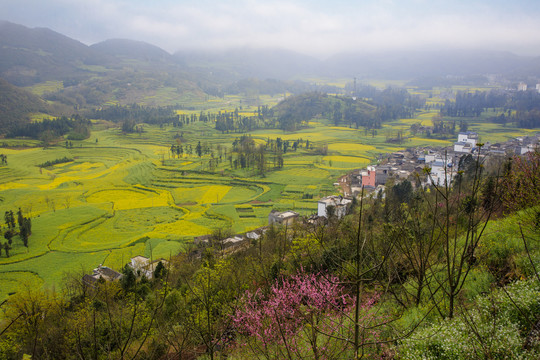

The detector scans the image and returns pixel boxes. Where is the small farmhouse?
[268,210,299,226]
[82,265,123,287]
[317,195,352,219]
[128,256,168,279]
[360,166,376,188]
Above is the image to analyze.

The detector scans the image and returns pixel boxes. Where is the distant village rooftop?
[82,265,123,287]
[268,210,299,226]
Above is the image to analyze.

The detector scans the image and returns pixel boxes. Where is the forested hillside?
[0,20,105,86]
[0,78,50,132]
[273,90,423,131]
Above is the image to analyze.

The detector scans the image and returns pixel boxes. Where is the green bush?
[476,210,540,281]
[37,156,73,168]
[397,279,540,360]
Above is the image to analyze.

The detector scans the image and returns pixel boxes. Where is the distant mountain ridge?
[2,20,540,87]
[0,20,108,86]
[90,39,174,63]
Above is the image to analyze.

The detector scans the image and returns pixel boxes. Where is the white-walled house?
[517,143,537,155]
[129,256,168,279]
[82,265,123,287]
[453,141,473,153]
[457,132,478,147]
[428,160,455,185]
[268,210,299,226]
[317,195,352,219]
[425,154,436,163]
[455,132,479,153]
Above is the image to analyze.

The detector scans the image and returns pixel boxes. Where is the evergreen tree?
[121,265,137,292]
[24,218,32,236]
[4,230,13,245]
[17,208,23,230]
[154,261,166,279]
[9,211,15,229]
[21,228,28,247]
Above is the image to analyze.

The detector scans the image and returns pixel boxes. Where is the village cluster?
[83,131,539,285]
[348,131,540,195]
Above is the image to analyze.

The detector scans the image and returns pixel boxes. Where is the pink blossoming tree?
[232,268,382,359]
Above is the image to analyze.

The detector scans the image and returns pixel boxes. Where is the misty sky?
[2,0,540,57]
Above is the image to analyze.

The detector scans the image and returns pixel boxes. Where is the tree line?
[441,89,540,128]
[2,208,32,257]
[37,156,74,168]
[6,115,91,140]
[91,104,180,126]
[85,89,426,136]
[215,106,272,133]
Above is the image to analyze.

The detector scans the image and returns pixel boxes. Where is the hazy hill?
[174,48,540,82]
[0,21,208,107]
[323,50,539,79]
[0,77,50,132]
[0,20,107,86]
[174,47,322,80]
[90,39,174,64]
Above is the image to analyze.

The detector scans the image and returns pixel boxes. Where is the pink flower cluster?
[233,269,354,350]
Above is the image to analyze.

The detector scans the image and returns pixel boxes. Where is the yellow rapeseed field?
[276,132,334,142]
[327,143,376,153]
[200,185,231,204]
[150,220,210,237]
[38,163,124,190]
[70,162,104,171]
[408,137,452,144]
[172,185,231,205]
[324,155,370,164]
[0,182,29,191]
[328,126,359,132]
[322,155,370,169]
[86,188,171,210]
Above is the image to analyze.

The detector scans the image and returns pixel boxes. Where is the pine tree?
[17,208,23,230]
[4,230,13,245]
[154,261,166,279]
